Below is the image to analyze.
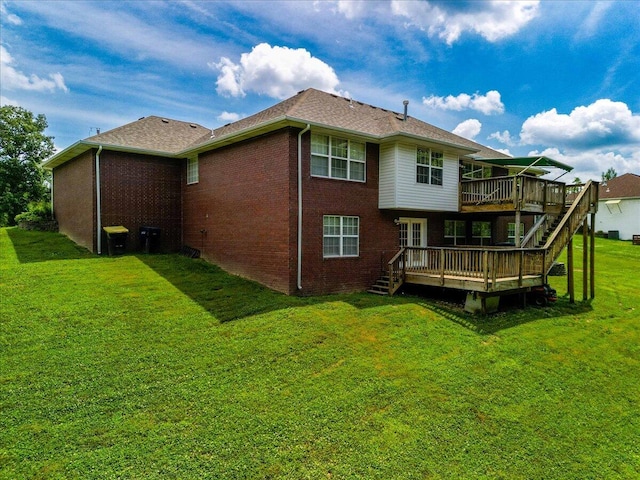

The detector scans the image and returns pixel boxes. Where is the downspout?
[95,145,103,254]
[297,124,311,290]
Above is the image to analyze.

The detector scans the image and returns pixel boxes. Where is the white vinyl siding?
[378,142,459,211]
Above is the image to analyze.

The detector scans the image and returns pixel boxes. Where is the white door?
[399,218,427,266]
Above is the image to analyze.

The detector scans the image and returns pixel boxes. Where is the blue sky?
[1,0,639,181]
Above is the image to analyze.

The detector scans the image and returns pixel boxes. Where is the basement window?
[323,215,359,258]
[187,158,199,184]
[445,220,466,245]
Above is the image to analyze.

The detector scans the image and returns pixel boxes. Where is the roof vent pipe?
[403,100,409,121]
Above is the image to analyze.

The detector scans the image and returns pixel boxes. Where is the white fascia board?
[44,141,183,170]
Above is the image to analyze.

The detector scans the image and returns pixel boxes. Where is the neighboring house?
[595,173,640,240]
[44,88,597,301]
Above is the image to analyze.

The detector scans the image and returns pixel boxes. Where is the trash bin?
[139,226,161,253]
[608,230,619,240]
[103,226,129,255]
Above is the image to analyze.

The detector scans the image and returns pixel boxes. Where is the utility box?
[608,230,620,240]
[103,226,129,255]
[139,226,161,253]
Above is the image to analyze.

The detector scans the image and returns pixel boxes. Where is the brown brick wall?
[100,151,182,253]
[299,138,399,295]
[183,129,295,293]
[53,150,95,251]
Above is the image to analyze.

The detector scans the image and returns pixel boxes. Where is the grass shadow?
[4,227,94,263]
[136,253,409,323]
[399,284,594,335]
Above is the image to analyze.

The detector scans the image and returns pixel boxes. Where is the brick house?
[45,88,597,300]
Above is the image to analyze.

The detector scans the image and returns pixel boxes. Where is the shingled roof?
[86,116,210,154]
[205,88,509,159]
[599,173,640,199]
[45,88,510,169]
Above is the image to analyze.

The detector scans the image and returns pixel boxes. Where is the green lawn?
[1,228,639,479]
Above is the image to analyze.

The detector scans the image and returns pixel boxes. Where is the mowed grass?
[1,228,639,479]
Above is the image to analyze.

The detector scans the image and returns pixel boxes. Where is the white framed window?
[187,158,199,184]
[323,215,359,258]
[472,221,492,245]
[417,148,443,186]
[507,222,525,243]
[311,134,366,182]
[445,219,466,245]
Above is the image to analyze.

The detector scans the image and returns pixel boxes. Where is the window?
[311,134,366,182]
[323,216,359,257]
[507,222,525,243]
[445,220,466,245]
[472,221,492,245]
[417,148,443,185]
[187,158,198,184]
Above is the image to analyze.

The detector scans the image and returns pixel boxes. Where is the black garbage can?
[103,226,129,255]
[139,226,161,253]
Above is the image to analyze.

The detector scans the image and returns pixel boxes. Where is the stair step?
[367,289,388,295]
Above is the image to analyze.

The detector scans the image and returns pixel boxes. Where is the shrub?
[15,201,57,231]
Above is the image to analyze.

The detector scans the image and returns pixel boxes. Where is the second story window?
[187,157,199,184]
[311,134,366,182]
[417,148,443,186]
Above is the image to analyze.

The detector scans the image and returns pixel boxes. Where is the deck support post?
[567,233,575,303]
[582,218,588,301]
[590,212,596,299]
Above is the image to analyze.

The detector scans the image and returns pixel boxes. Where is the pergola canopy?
[477,156,573,172]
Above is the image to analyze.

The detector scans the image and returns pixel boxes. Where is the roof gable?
[599,173,640,199]
[86,116,210,154]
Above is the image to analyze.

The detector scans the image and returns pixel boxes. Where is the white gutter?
[95,146,103,254]
[297,124,311,290]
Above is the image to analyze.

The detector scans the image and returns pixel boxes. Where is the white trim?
[95,145,103,255]
[297,124,310,290]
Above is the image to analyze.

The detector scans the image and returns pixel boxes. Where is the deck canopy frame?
[477,156,574,176]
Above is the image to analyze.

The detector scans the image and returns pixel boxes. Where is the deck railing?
[460,175,566,212]
[388,245,545,292]
[542,180,598,273]
[388,180,599,294]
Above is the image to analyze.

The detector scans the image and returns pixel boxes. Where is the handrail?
[384,181,598,295]
[542,180,598,273]
[461,175,566,212]
[387,247,407,295]
[521,213,549,248]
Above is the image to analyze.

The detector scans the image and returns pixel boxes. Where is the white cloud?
[211,43,340,99]
[217,111,241,123]
[0,95,20,106]
[528,147,640,182]
[453,119,482,140]
[335,0,368,19]
[0,45,69,93]
[520,99,640,149]
[488,129,515,146]
[575,1,613,40]
[423,90,504,115]
[391,0,539,44]
[1,2,22,25]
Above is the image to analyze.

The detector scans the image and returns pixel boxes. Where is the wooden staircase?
[368,274,390,295]
[368,180,599,296]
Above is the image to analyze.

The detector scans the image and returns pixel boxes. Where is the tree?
[0,105,54,226]
[601,167,617,182]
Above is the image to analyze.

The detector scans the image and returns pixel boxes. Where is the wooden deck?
[386,180,600,298]
[460,176,566,214]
